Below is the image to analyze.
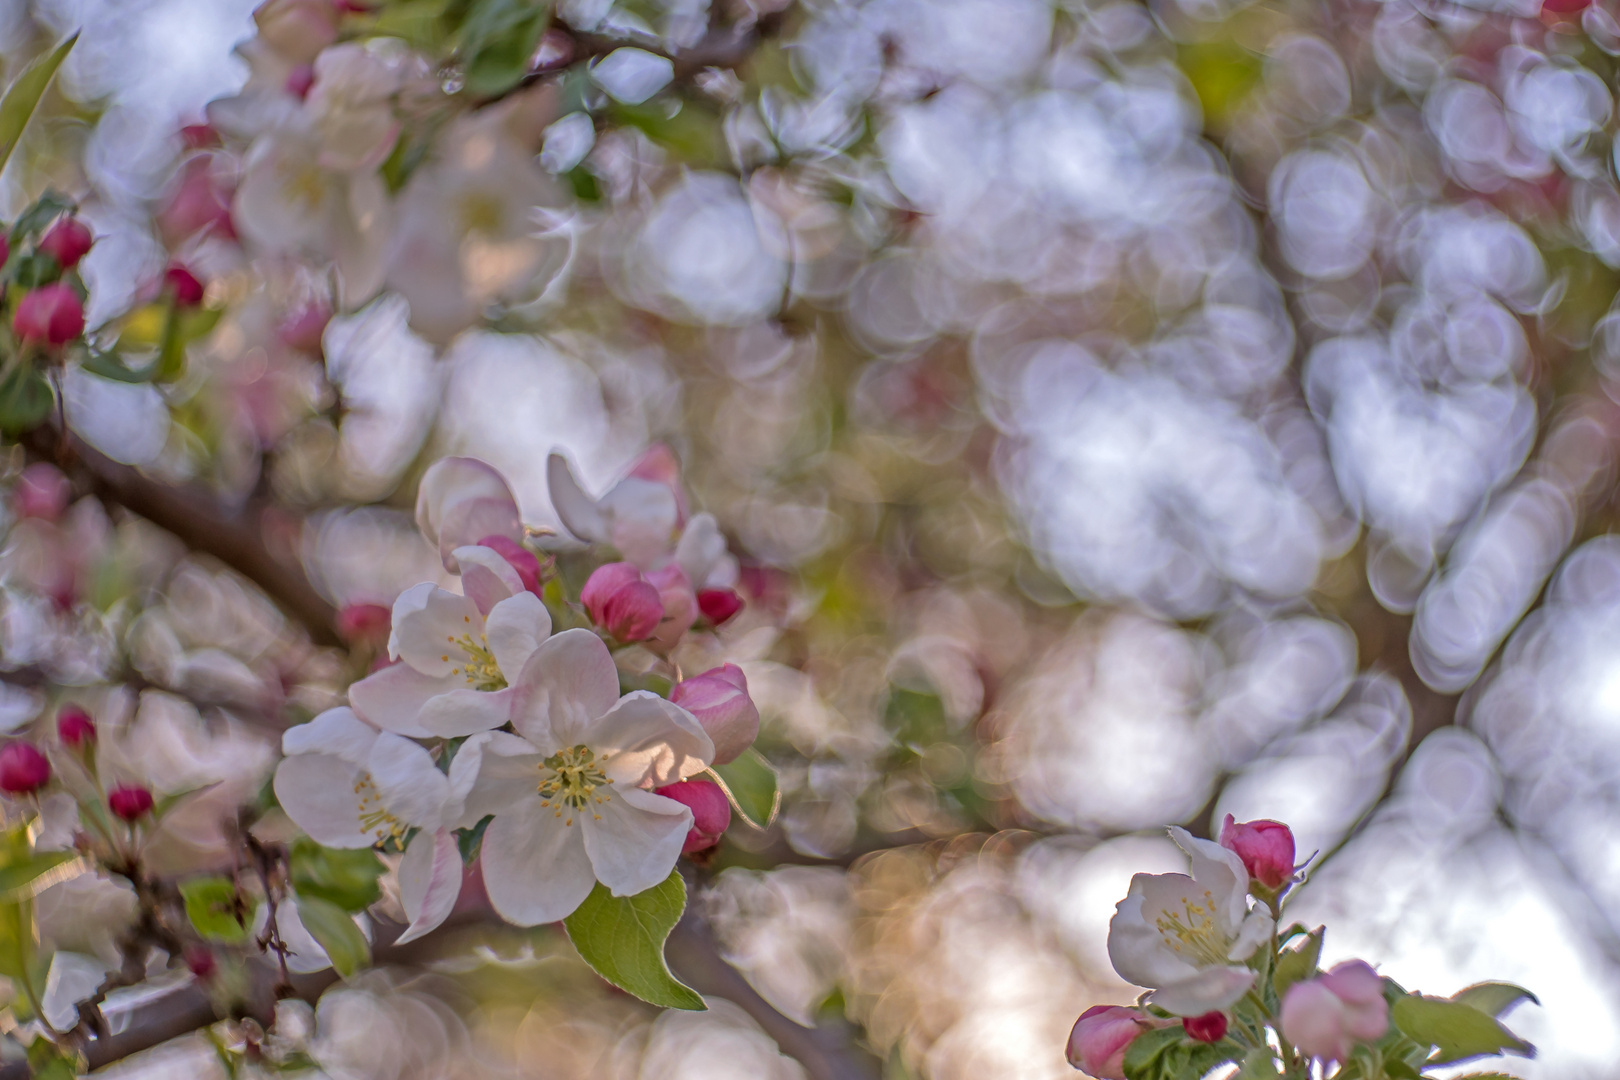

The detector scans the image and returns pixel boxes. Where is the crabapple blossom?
[156,156,236,244]
[0,742,50,794]
[669,664,759,765]
[14,284,85,345]
[1107,827,1274,1016]
[414,456,525,571]
[1279,960,1389,1065]
[57,705,95,748]
[451,629,713,925]
[108,785,155,820]
[582,562,664,642]
[548,449,683,569]
[347,548,551,737]
[654,779,730,853]
[1219,815,1296,891]
[1066,1005,1162,1079]
[38,217,93,269]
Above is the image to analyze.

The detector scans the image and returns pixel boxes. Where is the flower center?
[443,629,506,691]
[537,744,614,826]
[353,772,405,847]
[1154,889,1230,967]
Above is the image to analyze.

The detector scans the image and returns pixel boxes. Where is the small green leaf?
[294,895,370,978]
[1232,1048,1279,1079]
[79,348,157,383]
[1391,995,1533,1065]
[181,876,249,943]
[26,1040,80,1080]
[1450,982,1538,1018]
[457,0,551,98]
[709,749,780,830]
[8,251,60,288]
[1121,1026,1182,1080]
[0,851,80,899]
[289,839,385,912]
[1273,925,1323,1000]
[562,870,704,1010]
[0,34,78,176]
[7,192,73,245]
[0,898,32,983]
[0,367,53,435]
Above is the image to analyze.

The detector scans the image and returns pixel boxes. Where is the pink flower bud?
[285,63,316,98]
[582,562,663,642]
[38,217,93,270]
[336,603,391,646]
[184,944,217,980]
[14,283,85,345]
[1279,961,1389,1065]
[1219,814,1295,890]
[108,785,155,821]
[56,705,96,749]
[654,779,731,853]
[1067,1005,1159,1080]
[0,235,9,271]
[0,743,50,795]
[158,157,235,245]
[478,534,543,596]
[180,123,220,149]
[670,664,759,766]
[277,301,329,355]
[1182,1011,1227,1043]
[697,587,744,626]
[15,463,70,521]
[644,563,697,652]
[165,263,206,307]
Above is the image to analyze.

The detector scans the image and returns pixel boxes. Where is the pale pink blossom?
[669,664,758,765]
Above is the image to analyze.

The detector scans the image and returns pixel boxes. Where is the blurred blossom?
[641,997,806,1080]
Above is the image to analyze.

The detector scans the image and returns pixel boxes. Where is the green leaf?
[457,0,550,98]
[562,870,705,1010]
[0,34,78,176]
[709,749,780,830]
[79,348,157,383]
[7,191,73,244]
[294,895,370,978]
[0,851,80,899]
[1121,1026,1182,1080]
[0,898,32,983]
[289,839,385,912]
[1450,982,1538,1018]
[26,1040,80,1080]
[8,251,60,288]
[0,366,53,435]
[1272,925,1323,1000]
[1391,995,1533,1065]
[1232,1049,1279,1079]
[180,876,249,943]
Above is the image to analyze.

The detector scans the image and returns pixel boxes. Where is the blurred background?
[3,0,1619,1075]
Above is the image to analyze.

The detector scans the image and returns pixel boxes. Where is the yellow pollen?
[537,745,614,826]
[1153,888,1229,967]
[352,772,406,848]
[446,632,505,691]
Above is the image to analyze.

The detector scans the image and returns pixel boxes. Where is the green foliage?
[1231,1048,1278,1079]
[457,0,552,98]
[562,870,705,1010]
[294,895,371,978]
[0,365,53,435]
[709,748,780,830]
[609,100,726,169]
[1122,1025,1239,1080]
[1390,994,1533,1065]
[26,1040,80,1080]
[181,876,250,943]
[1272,925,1323,1000]
[0,34,78,175]
[0,851,79,900]
[6,192,73,245]
[1449,982,1538,1018]
[288,839,386,912]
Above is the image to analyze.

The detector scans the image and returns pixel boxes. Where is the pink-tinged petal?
[1149,966,1257,1018]
[453,545,522,614]
[696,588,744,627]
[417,457,523,569]
[1107,873,1207,990]
[1068,1005,1156,1080]
[669,665,758,766]
[1219,815,1296,891]
[281,706,378,766]
[1281,978,1353,1064]
[582,786,690,897]
[654,780,730,853]
[481,798,595,925]
[450,731,543,826]
[415,687,514,738]
[644,563,697,653]
[546,451,608,543]
[510,629,620,748]
[478,534,543,595]
[1320,961,1388,1042]
[1169,826,1251,936]
[348,662,460,739]
[396,828,463,945]
[601,478,680,569]
[483,592,552,679]
[582,565,662,642]
[386,582,436,659]
[592,692,714,787]
[675,513,727,587]
[273,754,370,848]
[367,733,451,828]
[392,587,483,676]
[625,444,684,515]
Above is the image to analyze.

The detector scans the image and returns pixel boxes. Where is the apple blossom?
[1106,826,1274,1016]
[452,629,713,925]
[57,705,96,748]
[335,602,391,646]
[1219,814,1295,891]
[157,155,236,244]
[108,784,155,820]
[1279,960,1389,1065]
[654,779,731,853]
[1182,1011,1227,1042]
[0,742,50,794]
[1066,1005,1161,1079]
[548,449,682,569]
[581,562,664,642]
[669,664,759,765]
[14,284,85,345]
[414,456,525,572]
[347,552,551,738]
[38,216,93,269]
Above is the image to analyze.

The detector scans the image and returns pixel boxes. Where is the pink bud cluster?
[1219,814,1296,891]
[581,561,695,648]
[1279,960,1389,1065]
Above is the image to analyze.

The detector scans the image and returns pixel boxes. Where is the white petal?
[282,706,379,765]
[454,544,522,614]
[484,592,552,679]
[274,754,371,848]
[1170,825,1252,935]
[43,952,113,1031]
[1228,907,1275,962]
[416,687,514,738]
[451,731,543,826]
[674,512,727,587]
[418,457,523,567]
[1148,966,1257,1017]
[546,452,608,543]
[481,798,595,925]
[349,662,461,739]
[510,629,620,747]
[393,587,484,676]
[592,692,713,788]
[395,828,463,945]
[582,786,689,898]
[1106,872,1206,990]
[368,733,451,829]
[333,170,391,304]
[386,582,437,660]
[601,478,679,569]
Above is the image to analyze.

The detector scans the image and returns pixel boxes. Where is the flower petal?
[274,753,370,848]
[510,629,620,747]
[392,586,483,676]
[386,582,436,660]
[592,692,713,787]
[418,456,523,567]
[1170,826,1252,936]
[1106,872,1207,990]
[582,786,690,897]
[481,797,595,925]
[674,512,728,587]
[484,592,552,679]
[454,544,522,615]
[395,827,463,945]
[281,706,378,766]
[416,686,514,738]
[546,451,608,543]
[601,477,679,569]
[450,730,543,826]
[368,732,451,828]
[1149,965,1257,1017]
[348,661,460,739]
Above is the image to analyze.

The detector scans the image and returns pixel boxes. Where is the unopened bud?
[15,463,70,521]
[336,603,391,646]
[38,217,93,270]
[108,785,155,821]
[581,562,663,642]
[1219,814,1296,891]
[670,664,759,766]
[14,283,85,345]
[165,263,206,307]
[1067,1005,1161,1080]
[56,705,96,749]
[1182,1011,1227,1043]
[478,534,543,596]
[1279,961,1389,1065]
[654,779,731,853]
[285,63,316,98]
[184,944,217,980]
[0,743,50,795]
[697,587,744,626]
